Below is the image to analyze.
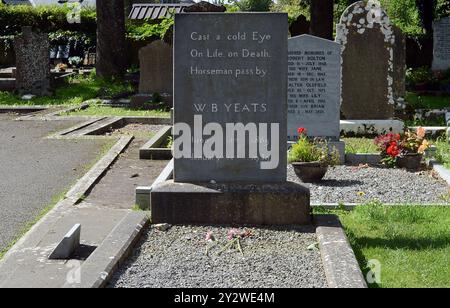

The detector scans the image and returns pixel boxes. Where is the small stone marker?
[432,17,450,71]
[173,13,287,183]
[49,224,81,260]
[14,27,51,96]
[287,35,341,141]
[336,1,395,120]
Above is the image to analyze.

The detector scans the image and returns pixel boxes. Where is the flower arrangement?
[288,127,340,166]
[55,63,68,72]
[374,127,429,167]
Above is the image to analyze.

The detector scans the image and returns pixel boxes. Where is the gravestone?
[289,15,310,37]
[173,13,287,183]
[138,40,173,95]
[432,17,450,71]
[287,35,341,141]
[151,13,310,225]
[336,1,395,120]
[14,27,51,96]
[131,40,173,108]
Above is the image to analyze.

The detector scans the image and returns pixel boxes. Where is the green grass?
[64,104,170,118]
[343,137,379,154]
[0,75,134,107]
[0,140,115,260]
[406,92,450,109]
[435,139,450,169]
[315,203,450,288]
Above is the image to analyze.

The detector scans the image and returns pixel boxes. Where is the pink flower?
[227,228,252,240]
[205,231,215,242]
[227,229,240,240]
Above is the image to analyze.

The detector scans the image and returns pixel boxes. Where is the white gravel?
[288,165,449,204]
[109,225,327,288]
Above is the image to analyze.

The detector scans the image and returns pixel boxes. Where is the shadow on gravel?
[313,179,364,187]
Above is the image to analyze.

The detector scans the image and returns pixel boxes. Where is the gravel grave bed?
[109,225,327,288]
[288,165,449,204]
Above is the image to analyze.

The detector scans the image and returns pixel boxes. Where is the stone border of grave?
[0,105,49,115]
[315,215,367,288]
[48,116,172,139]
[139,126,173,160]
[429,161,450,186]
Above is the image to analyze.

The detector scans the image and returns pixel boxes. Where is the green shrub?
[0,5,96,36]
[126,18,174,41]
[288,134,340,166]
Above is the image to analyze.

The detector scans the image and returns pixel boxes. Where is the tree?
[416,0,436,34]
[233,0,273,12]
[96,0,127,79]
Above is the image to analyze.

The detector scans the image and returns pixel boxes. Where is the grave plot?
[288,164,449,205]
[109,225,327,288]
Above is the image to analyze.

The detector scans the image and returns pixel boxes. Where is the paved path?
[84,138,168,209]
[0,114,110,251]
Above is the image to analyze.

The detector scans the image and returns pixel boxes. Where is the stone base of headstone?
[130,93,173,109]
[151,180,311,225]
[130,94,153,109]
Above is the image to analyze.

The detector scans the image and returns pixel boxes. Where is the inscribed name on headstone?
[14,27,51,96]
[287,35,341,141]
[173,13,288,183]
[432,17,450,71]
[139,40,173,95]
[336,1,395,120]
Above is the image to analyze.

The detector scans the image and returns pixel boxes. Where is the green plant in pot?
[288,128,340,183]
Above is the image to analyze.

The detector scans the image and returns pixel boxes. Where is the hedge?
[0,4,96,36]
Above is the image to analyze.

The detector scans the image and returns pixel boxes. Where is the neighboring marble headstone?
[432,17,450,71]
[336,1,395,120]
[173,13,288,183]
[287,35,341,141]
[139,40,173,95]
[14,27,51,96]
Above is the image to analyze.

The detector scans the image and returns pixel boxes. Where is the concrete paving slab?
[0,116,110,252]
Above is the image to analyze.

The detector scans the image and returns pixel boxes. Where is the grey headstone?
[432,17,450,71]
[173,13,288,183]
[49,224,81,260]
[287,35,341,141]
[336,1,395,120]
[14,27,51,96]
[139,40,173,95]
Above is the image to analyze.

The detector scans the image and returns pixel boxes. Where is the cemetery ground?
[0,96,449,289]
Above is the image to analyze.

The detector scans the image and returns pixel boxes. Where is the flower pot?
[396,153,423,170]
[291,162,328,183]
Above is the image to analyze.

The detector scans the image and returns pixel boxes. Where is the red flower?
[297,127,307,135]
[386,141,400,158]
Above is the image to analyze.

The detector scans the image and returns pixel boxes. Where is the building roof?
[128,3,192,20]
